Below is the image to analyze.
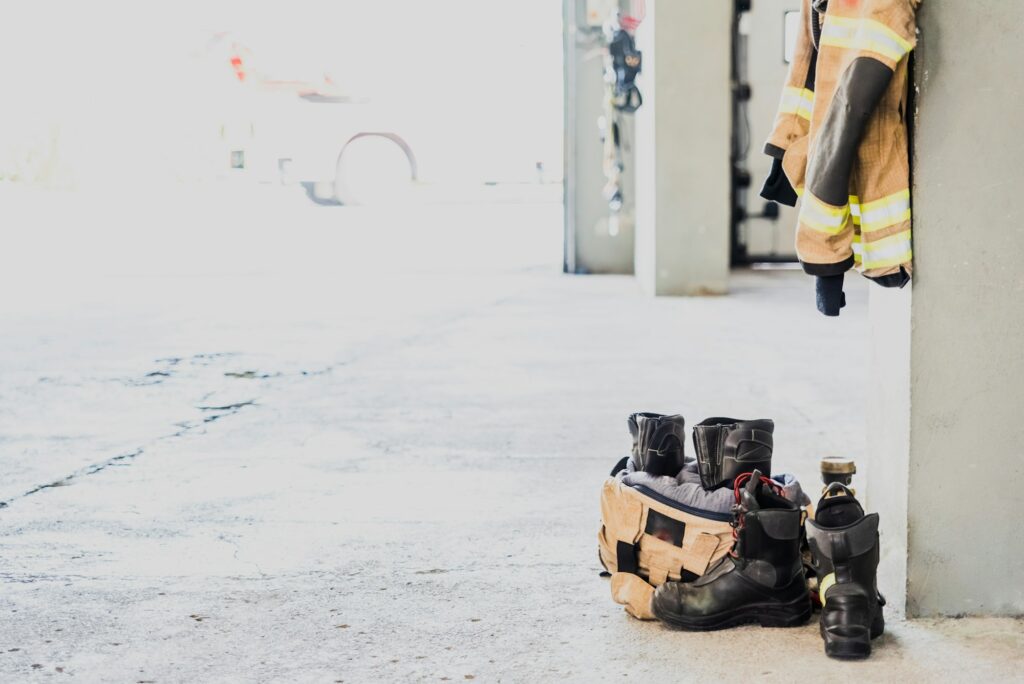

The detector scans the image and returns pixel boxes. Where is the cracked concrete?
[0,185,1021,682]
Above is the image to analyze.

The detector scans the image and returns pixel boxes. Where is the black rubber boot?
[627,413,686,477]
[691,418,774,491]
[651,470,811,630]
[806,483,884,660]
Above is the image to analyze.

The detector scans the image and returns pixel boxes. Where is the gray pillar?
[563,0,635,275]
[633,0,732,296]
[866,0,1024,617]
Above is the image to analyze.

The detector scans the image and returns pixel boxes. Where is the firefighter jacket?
[762,0,919,300]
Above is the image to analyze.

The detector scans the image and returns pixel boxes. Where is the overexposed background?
[0,0,564,188]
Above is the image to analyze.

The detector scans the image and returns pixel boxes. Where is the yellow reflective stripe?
[799,192,849,235]
[779,86,814,121]
[864,229,911,251]
[820,15,913,62]
[850,199,861,226]
[862,229,912,268]
[819,572,836,606]
[852,233,863,264]
[860,189,911,232]
[863,252,911,269]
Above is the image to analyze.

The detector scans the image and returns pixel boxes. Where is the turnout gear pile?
[761,0,921,316]
[598,413,886,660]
[599,413,799,620]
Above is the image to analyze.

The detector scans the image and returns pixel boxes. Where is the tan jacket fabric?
[767,0,919,279]
[598,478,732,619]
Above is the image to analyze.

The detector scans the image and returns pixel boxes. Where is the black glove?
[760,157,798,207]
[816,274,846,316]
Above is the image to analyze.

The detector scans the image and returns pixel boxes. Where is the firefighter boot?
[651,471,811,630]
[691,417,774,490]
[628,413,686,477]
[806,483,884,659]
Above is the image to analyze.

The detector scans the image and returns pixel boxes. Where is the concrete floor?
[0,185,1020,682]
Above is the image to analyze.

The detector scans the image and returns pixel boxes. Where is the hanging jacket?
[761,0,920,315]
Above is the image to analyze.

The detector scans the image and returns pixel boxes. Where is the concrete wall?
[868,0,1024,617]
[633,0,732,295]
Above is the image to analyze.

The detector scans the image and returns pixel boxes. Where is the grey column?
[866,0,1024,617]
[633,0,732,296]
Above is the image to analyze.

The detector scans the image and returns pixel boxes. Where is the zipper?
[630,484,733,522]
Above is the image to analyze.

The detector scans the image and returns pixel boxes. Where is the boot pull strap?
[830,532,854,585]
[822,481,855,500]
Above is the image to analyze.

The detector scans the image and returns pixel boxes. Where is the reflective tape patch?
[850,197,862,226]
[852,234,863,264]
[860,189,911,233]
[862,229,912,268]
[779,86,815,121]
[819,572,836,606]
[820,15,914,63]
[799,192,849,235]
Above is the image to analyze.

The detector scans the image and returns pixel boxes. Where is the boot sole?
[654,592,812,632]
[821,612,885,660]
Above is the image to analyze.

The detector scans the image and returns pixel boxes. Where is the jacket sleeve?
[760,0,817,207]
[797,0,918,278]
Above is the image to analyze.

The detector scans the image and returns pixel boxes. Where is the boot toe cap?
[651,582,688,621]
[652,581,715,621]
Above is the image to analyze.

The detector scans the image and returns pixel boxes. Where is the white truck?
[211,32,417,205]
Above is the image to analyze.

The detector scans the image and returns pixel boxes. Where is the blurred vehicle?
[208,32,417,205]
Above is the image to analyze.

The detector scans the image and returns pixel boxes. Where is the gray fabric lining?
[619,457,811,515]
